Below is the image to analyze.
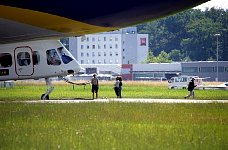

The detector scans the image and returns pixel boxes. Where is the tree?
[156,51,172,63]
[144,49,156,63]
[137,8,228,61]
[186,17,222,60]
[169,49,181,61]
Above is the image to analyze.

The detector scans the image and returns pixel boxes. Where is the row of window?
[0,52,40,68]
[0,48,73,68]
[182,67,228,73]
[80,59,119,64]
[80,52,119,57]
[80,44,119,50]
[81,36,119,42]
[133,72,164,80]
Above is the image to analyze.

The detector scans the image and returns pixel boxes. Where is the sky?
[194,0,228,10]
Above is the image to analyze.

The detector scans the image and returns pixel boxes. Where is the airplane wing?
[0,0,209,44]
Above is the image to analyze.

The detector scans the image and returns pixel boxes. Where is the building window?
[81,52,84,57]
[104,52,106,56]
[104,59,106,64]
[98,60,101,64]
[98,52,101,56]
[87,53,89,57]
[115,59,119,63]
[86,37,89,42]
[225,67,228,72]
[219,67,224,72]
[81,45,84,49]
[182,67,198,73]
[109,44,112,49]
[98,44,101,49]
[98,37,101,41]
[81,60,84,64]
[87,60,90,64]
[115,44,118,49]
[110,52,112,56]
[123,56,125,59]
[199,67,226,73]
[0,53,12,68]
[123,49,125,52]
[115,37,118,41]
[110,37,112,41]
[92,60,95,64]
[115,52,118,56]
[92,37,95,42]
[109,60,113,64]
[92,45,95,49]
[92,52,95,57]
[154,73,163,78]
[87,45,89,49]
[213,67,225,72]
[104,37,106,41]
[104,44,106,49]
[200,67,214,73]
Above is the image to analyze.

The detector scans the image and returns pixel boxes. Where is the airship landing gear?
[41,78,54,100]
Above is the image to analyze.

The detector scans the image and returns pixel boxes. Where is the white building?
[69,27,148,65]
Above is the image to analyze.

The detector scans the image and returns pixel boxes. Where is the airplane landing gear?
[41,78,54,100]
[41,94,49,100]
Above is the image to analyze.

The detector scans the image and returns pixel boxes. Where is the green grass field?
[0,81,227,149]
[0,103,227,149]
[0,81,228,100]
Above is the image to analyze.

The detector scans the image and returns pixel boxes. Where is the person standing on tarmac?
[118,76,123,98]
[185,78,197,99]
[91,74,99,99]
[113,77,120,98]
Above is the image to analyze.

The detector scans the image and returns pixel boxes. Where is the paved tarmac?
[2,98,227,104]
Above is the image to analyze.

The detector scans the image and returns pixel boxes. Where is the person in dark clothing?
[113,77,120,98]
[185,78,197,99]
[118,76,123,98]
[91,74,99,99]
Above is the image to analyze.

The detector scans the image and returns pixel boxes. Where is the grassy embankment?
[0,81,228,100]
[0,102,227,149]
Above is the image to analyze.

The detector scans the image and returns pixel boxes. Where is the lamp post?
[215,34,220,82]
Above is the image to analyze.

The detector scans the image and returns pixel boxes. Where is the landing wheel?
[41,94,49,100]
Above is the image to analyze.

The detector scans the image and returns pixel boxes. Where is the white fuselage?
[0,40,81,81]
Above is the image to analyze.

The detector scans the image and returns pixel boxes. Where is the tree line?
[137,8,228,63]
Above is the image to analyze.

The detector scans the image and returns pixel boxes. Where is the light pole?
[215,34,220,82]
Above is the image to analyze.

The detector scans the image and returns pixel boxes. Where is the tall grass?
[0,81,228,100]
[0,103,227,149]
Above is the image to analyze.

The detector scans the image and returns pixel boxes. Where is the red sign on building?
[140,38,146,46]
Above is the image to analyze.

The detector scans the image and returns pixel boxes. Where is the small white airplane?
[168,75,208,89]
[0,39,81,99]
[0,0,209,99]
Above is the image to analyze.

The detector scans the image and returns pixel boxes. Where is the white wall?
[122,34,137,64]
[137,34,148,63]
[69,37,77,60]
